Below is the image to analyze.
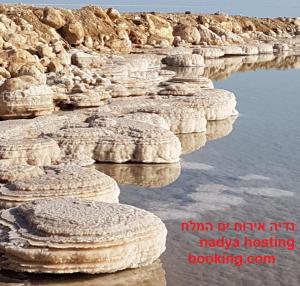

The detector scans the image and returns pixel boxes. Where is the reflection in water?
[177,132,207,155]
[204,53,300,80]
[95,163,181,188]
[206,116,237,141]
[0,260,166,286]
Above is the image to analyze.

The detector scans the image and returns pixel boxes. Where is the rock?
[36,44,55,58]
[42,7,65,30]
[0,197,167,273]
[0,165,120,208]
[61,22,85,45]
[0,76,54,119]
[107,38,132,53]
[198,25,224,45]
[106,8,121,21]
[95,162,181,188]
[47,59,64,72]
[162,54,205,67]
[0,137,61,165]
[193,46,225,58]
[51,114,182,163]
[221,45,244,56]
[240,44,259,55]
[173,24,201,44]
[146,14,174,45]
[71,51,106,68]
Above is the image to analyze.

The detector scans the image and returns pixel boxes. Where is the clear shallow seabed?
[117,66,300,285]
[3,0,300,17]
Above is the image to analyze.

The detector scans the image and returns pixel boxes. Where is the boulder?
[61,22,85,45]
[42,7,65,30]
[173,24,201,44]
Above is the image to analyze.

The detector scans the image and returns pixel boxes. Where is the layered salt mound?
[160,89,238,120]
[0,198,167,274]
[0,76,54,119]
[52,115,181,163]
[162,54,205,67]
[0,165,120,208]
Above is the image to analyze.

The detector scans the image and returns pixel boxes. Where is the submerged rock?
[0,198,167,273]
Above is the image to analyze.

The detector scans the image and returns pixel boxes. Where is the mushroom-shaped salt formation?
[160,88,238,121]
[52,115,182,163]
[0,198,167,274]
[162,54,205,67]
[0,165,119,208]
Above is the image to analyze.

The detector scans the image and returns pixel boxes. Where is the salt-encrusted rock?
[160,88,238,120]
[257,43,274,54]
[273,43,289,52]
[51,114,181,163]
[95,162,180,188]
[66,90,111,108]
[173,24,201,44]
[240,44,259,55]
[100,97,207,134]
[71,52,106,68]
[198,25,224,45]
[0,166,119,208]
[193,46,225,58]
[0,76,54,119]
[0,138,61,166]
[0,260,166,286]
[0,198,167,273]
[177,132,207,154]
[162,54,205,67]
[221,45,244,56]
[106,8,121,21]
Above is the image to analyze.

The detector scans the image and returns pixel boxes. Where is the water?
[3,0,300,17]
[115,62,300,285]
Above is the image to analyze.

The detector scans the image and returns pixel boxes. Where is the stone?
[95,162,181,188]
[0,198,167,273]
[273,43,289,52]
[0,76,54,119]
[42,7,65,30]
[221,45,244,56]
[106,8,121,21]
[0,165,120,208]
[240,44,259,55]
[162,54,205,67]
[146,14,174,45]
[51,114,182,163]
[198,25,224,45]
[61,22,85,45]
[173,24,201,45]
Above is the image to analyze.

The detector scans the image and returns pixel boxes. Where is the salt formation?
[52,114,182,163]
[162,54,205,67]
[0,76,54,119]
[0,198,167,274]
[0,165,119,208]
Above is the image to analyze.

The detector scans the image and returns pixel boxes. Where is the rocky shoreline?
[0,3,299,280]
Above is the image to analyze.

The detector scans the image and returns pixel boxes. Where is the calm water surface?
[118,65,300,285]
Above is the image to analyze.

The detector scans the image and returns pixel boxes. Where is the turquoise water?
[3,0,300,17]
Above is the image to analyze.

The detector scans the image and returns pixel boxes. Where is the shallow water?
[116,63,300,285]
